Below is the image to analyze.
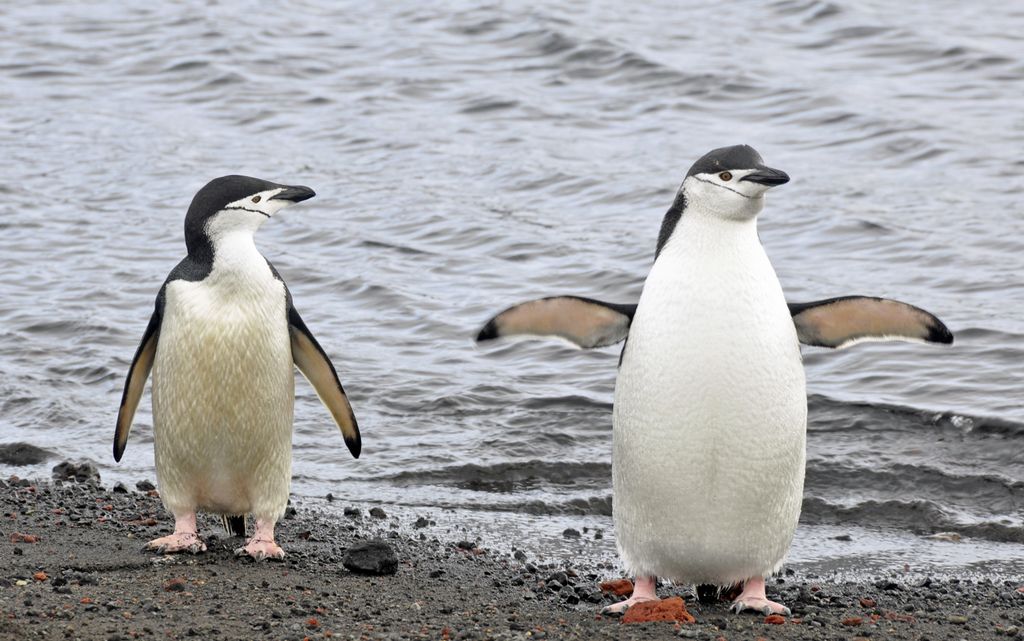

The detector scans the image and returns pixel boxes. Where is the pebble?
[948,614,969,624]
[51,461,100,484]
[369,507,387,519]
[135,480,156,492]
[344,507,361,518]
[342,540,398,575]
[413,517,430,528]
[112,482,128,494]
[561,528,581,538]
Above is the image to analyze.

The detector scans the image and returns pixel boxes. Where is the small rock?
[10,532,39,544]
[325,493,334,501]
[135,480,156,492]
[369,507,387,519]
[562,528,581,539]
[455,540,476,550]
[765,614,786,624]
[342,540,398,576]
[834,533,852,541]
[948,615,969,624]
[859,597,876,608]
[842,616,863,626]
[112,482,128,494]
[163,578,187,592]
[283,506,297,519]
[0,442,52,466]
[599,578,633,596]
[51,460,100,484]
[413,517,429,529]
[343,507,361,518]
[513,550,527,562]
[546,571,568,586]
[621,597,695,624]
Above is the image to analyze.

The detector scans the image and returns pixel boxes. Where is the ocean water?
[1,1,1022,576]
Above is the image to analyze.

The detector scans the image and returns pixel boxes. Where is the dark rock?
[369,507,387,519]
[547,571,568,585]
[0,442,52,466]
[834,533,852,541]
[325,493,334,502]
[51,461,100,484]
[562,528,581,538]
[112,482,128,494]
[456,540,476,550]
[513,550,527,562]
[136,480,156,492]
[342,540,398,576]
[413,517,430,529]
[343,507,361,518]
[284,506,297,519]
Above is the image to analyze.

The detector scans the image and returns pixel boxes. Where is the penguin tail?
[222,514,246,538]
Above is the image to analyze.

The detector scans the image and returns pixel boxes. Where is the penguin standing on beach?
[476,146,952,615]
[114,175,361,560]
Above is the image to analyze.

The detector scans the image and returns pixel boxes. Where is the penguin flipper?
[476,296,636,349]
[788,296,954,349]
[114,310,160,462]
[288,306,361,458]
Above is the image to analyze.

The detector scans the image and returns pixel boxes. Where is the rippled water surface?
[1,1,1022,574]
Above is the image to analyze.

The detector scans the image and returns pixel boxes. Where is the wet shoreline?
[3,474,1021,641]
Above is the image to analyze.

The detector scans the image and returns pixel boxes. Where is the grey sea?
[1,1,1021,577]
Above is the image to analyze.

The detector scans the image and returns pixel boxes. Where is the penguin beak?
[740,166,790,187]
[272,185,316,203]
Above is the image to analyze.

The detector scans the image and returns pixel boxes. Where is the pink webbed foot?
[233,518,284,561]
[146,513,206,554]
[730,576,791,616]
[600,575,658,617]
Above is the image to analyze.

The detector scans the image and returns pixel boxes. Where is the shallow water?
[1,1,1022,573]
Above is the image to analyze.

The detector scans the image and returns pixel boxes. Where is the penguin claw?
[235,539,285,561]
[599,603,628,617]
[730,598,790,617]
[145,533,206,555]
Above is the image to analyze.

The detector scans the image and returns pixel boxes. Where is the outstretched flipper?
[788,296,953,349]
[114,310,161,462]
[288,306,361,458]
[476,296,636,349]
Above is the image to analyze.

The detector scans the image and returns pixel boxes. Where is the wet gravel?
[2,473,1022,640]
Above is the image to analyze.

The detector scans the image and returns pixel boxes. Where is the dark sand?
[2,475,1022,641]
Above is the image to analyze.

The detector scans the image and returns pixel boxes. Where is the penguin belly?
[612,220,807,585]
[152,276,294,523]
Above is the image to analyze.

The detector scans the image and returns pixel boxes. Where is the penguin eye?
[251,195,262,203]
[719,172,733,182]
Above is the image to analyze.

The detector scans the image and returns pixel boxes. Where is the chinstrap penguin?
[476,145,952,615]
[114,175,361,561]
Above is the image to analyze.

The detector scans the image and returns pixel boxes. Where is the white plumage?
[613,204,807,585]
[153,227,294,524]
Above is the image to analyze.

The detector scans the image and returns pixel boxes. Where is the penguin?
[476,145,952,615]
[113,175,361,561]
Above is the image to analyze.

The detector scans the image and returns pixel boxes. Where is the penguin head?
[681,145,788,221]
[184,175,315,251]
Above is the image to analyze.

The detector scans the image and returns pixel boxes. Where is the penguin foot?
[600,594,659,617]
[599,575,658,617]
[145,532,206,555]
[729,575,790,616]
[729,597,790,616]
[234,538,285,561]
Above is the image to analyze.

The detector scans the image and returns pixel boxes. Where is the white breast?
[612,212,807,585]
[151,232,295,522]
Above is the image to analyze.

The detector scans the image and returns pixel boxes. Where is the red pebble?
[621,597,696,624]
[842,616,864,626]
[598,578,634,596]
[764,614,786,624]
[9,532,39,544]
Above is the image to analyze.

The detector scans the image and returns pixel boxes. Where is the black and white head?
[680,144,789,221]
[184,175,315,255]
[655,145,789,256]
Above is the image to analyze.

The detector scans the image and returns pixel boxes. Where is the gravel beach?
[2,472,1022,641]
